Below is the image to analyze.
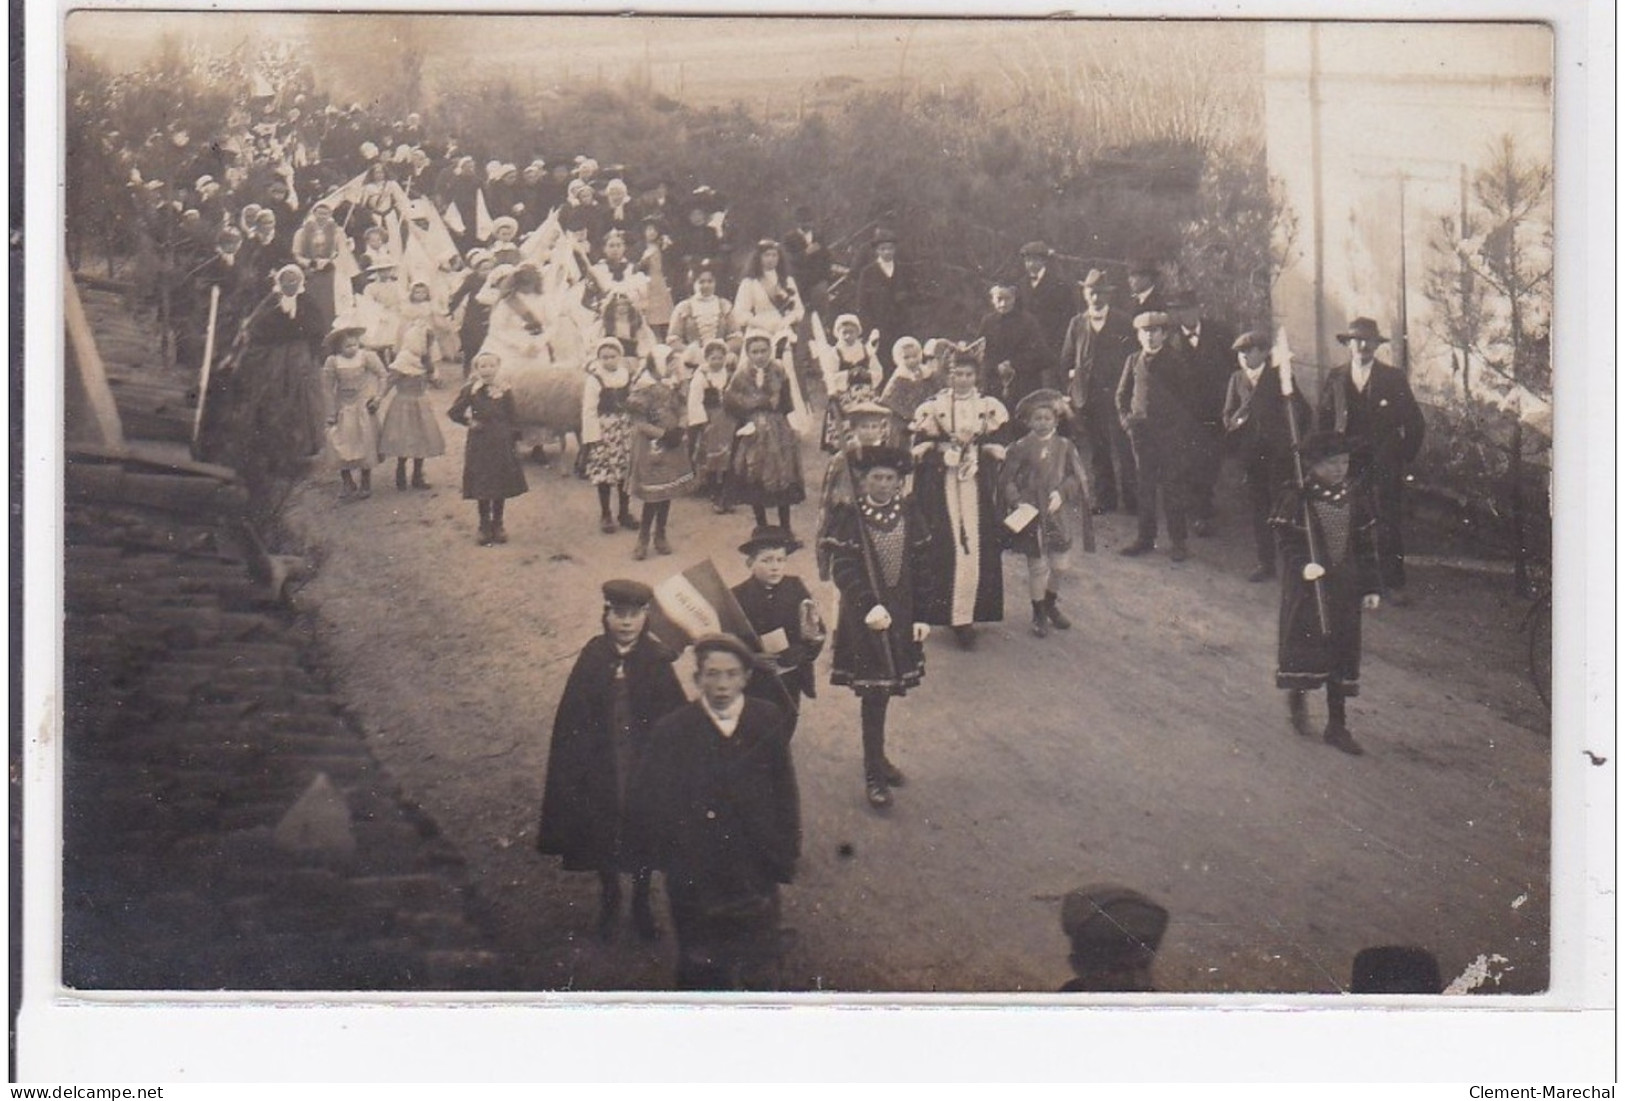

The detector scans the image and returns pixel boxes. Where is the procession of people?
[104,94,1433,992]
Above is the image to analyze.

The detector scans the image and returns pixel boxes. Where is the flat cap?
[601,579,655,607]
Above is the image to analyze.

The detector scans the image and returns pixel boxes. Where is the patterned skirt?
[587,412,633,485]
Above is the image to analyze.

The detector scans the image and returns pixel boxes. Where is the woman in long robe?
[909,350,1009,648]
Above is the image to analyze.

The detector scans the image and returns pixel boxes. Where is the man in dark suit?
[1222,330,1310,581]
[1316,316,1427,604]
[622,633,801,991]
[1125,257,1167,316]
[1015,241,1076,360]
[1167,291,1238,536]
[854,226,915,379]
[1116,310,1198,562]
[1060,269,1139,514]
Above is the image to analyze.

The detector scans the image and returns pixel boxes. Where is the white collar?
[700,697,742,736]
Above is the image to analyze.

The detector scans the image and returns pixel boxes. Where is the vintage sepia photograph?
[36,4,1590,1064]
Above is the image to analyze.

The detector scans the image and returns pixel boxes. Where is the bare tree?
[1421,134,1553,592]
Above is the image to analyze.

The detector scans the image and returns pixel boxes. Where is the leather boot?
[1044,592,1071,630]
[1031,601,1049,638]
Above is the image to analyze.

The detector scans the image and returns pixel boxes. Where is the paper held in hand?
[1004,502,1039,533]
[758,628,790,655]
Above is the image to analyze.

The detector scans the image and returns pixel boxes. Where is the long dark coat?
[731,574,820,711]
[822,498,933,696]
[536,633,687,872]
[854,260,914,375]
[1016,267,1077,357]
[1271,478,1382,695]
[447,381,529,500]
[621,698,800,909]
[977,307,1053,414]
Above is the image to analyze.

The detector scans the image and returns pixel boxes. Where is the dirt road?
[286,380,1551,995]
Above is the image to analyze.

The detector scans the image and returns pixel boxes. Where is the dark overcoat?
[447,382,529,500]
[1271,478,1382,695]
[621,698,801,909]
[536,633,687,872]
[1016,268,1078,357]
[731,574,820,711]
[977,307,1053,413]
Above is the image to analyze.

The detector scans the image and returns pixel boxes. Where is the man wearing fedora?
[1015,240,1076,360]
[1316,317,1427,605]
[855,226,915,379]
[1060,268,1139,515]
[1116,310,1198,561]
[1125,257,1167,316]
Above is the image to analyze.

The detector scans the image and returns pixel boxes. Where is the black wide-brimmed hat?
[1336,317,1389,345]
[737,525,803,557]
[848,444,912,476]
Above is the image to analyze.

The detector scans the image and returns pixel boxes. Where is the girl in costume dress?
[377,316,447,491]
[626,345,696,559]
[879,335,937,451]
[814,398,892,582]
[536,578,688,942]
[816,313,883,454]
[909,348,1009,649]
[320,322,388,500]
[666,260,738,358]
[447,351,528,546]
[732,239,804,355]
[686,337,738,512]
[290,201,344,337]
[724,330,806,533]
[589,291,656,364]
[820,444,934,810]
[582,336,638,535]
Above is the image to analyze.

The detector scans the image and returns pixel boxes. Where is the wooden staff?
[1279,357,1331,637]
[839,411,900,684]
[190,284,221,454]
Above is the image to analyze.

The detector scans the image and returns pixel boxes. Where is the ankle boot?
[357,470,372,499]
[396,463,409,490]
[477,521,493,547]
[1044,592,1071,629]
[411,463,430,489]
[1030,601,1049,638]
[632,536,649,560]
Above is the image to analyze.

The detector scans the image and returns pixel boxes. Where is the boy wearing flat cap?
[731,526,824,733]
[1316,317,1427,605]
[623,633,801,990]
[537,579,687,942]
[1059,884,1169,993]
[1270,430,1383,756]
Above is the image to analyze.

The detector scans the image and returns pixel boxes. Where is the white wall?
[1264,22,1552,404]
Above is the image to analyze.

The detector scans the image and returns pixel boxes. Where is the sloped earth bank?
[286,382,1551,995]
